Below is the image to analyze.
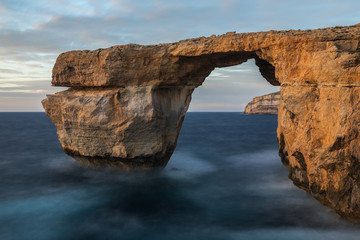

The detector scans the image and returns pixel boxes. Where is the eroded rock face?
[42,86,193,168]
[43,24,360,219]
[244,92,280,114]
[278,86,360,220]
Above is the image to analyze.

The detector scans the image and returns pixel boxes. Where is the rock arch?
[43,24,360,219]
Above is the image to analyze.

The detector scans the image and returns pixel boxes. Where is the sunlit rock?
[244,92,280,114]
[42,86,193,168]
[43,24,360,219]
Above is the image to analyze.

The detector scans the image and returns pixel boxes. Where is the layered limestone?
[43,24,360,219]
[244,92,280,114]
[42,86,193,169]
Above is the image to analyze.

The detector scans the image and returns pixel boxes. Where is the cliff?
[43,24,360,219]
[243,92,280,114]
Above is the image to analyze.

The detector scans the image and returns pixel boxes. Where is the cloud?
[1,0,360,59]
[0,80,63,93]
[0,80,66,111]
[0,68,23,74]
[0,83,26,88]
[0,89,49,93]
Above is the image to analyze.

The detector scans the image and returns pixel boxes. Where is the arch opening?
[177,52,279,88]
[188,58,280,112]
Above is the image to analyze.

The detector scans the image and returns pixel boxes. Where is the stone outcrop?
[42,86,193,169]
[244,92,280,114]
[43,24,360,219]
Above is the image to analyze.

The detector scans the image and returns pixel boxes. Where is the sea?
[0,112,360,240]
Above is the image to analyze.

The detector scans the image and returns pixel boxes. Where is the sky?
[0,0,359,112]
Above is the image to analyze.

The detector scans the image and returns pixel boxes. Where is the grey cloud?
[0,80,52,91]
[0,80,65,111]
[2,0,360,58]
[0,68,23,74]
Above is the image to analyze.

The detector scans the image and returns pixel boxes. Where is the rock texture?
[244,92,280,114]
[42,86,193,169]
[43,24,360,219]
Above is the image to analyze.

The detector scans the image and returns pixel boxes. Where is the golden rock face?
[278,86,360,219]
[43,24,360,219]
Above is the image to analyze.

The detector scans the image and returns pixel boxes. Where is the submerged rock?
[43,24,360,219]
[244,92,280,115]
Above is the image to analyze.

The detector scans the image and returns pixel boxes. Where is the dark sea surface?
[0,112,360,240]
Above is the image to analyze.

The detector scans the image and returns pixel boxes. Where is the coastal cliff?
[43,24,360,219]
[244,92,280,114]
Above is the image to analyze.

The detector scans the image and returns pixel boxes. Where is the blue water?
[0,112,359,240]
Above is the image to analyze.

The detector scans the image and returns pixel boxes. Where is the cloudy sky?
[0,0,359,111]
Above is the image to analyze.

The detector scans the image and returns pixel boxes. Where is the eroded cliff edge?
[43,24,360,219]
[244,92,280,114]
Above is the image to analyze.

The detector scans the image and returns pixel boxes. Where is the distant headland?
[244,92,280,115]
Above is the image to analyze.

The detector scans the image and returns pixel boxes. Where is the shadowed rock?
[43,24,360,220]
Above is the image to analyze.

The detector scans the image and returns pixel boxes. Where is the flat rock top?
[52,24,360,87]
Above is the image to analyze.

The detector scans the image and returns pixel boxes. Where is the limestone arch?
[43,25,360,219]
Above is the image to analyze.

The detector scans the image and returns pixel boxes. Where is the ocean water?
[0,112,359,240]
